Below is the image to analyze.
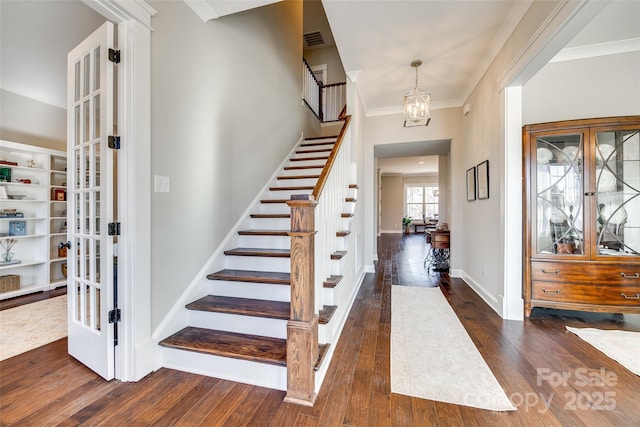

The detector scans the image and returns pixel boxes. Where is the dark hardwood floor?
[1,233,639,426]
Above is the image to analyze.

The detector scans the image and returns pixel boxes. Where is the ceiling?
[1,0,638,178]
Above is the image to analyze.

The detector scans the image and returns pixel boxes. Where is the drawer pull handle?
[621,293,640,300]
[542,288,560,295]
[620,272,640,279]
[541,269,560,275]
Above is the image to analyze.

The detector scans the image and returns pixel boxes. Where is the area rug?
[391,286,516,411]
[0,295,67,361]
[566,326,640,376]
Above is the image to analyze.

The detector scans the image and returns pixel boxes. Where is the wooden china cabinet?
[523,116,640,317]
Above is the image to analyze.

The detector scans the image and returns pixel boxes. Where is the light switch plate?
[154,175,170,193]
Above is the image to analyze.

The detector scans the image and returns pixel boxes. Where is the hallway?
[1,234,639,425]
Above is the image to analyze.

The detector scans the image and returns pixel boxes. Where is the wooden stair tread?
[238,229,289,236]
[269,185,315,191]
[319,305,337,324]
[187,295,289,320]
[336,230,351,237]
[290,156,329,162]
[260,199,290,204]
[207,269,290,285]
[349,184,359,189]
[250,213,291,219]
[341,213,354,218]
[159,327,329,370]
[296,148,332,154]
[277,174,320,180]
[323,275,343,288]
[284,165,325,170]
[224,248,290,258]
[345,197,357,203]
[159,327,287,367]
[331,250,347,260]
[304,135,339,141]
[300,141,335,147]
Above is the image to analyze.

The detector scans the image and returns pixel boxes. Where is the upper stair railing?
[302,58,346,123]
[285,115,352,406]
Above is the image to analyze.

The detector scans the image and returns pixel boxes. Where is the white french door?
[66,21,116,380]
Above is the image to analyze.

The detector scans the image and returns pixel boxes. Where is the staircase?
[159,130,358,399]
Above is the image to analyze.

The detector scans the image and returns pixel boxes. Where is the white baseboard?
[460,271,502,317]
[380,230,403,234]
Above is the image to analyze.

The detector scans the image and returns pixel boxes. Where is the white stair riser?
[281,167,324,177]
[287,159,327,168]
[207,280,290,302]
[267,189,312,199]
[238,235,290,250]
[258,203,290,214]
[331,257,345,275]
[273,178,318,187]
[161,347,287,390]
[225,255,290,272]
[323,287,335,305]
[250,217,290,230]
[303,138,336,144]
[186,310,287,339]
[292,151,330,160]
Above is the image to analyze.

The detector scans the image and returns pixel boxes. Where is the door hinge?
[108,308,121,323]
[108,222,121,236]
[108,48,121,64]
[108,136,120,149]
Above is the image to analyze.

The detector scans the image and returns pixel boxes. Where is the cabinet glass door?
[535,133,585,255]
[594,128,640,257]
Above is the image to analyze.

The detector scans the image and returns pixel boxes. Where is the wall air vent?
[304,31,325,47]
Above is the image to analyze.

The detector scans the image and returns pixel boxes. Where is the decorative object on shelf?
[17,179,31,184]
[61,262,67,279]
[536,147,553,164]
[466,167,476,201]
[58,241,71,258]
[596,169,617,193]
[8,195,26,200]
[596,143,616,162]
[0,274,20,293]
[0,210,23,218]
[403,59,431,127]
[27,159,36,168]
[561,145,579,162]
[8,221,26,236]
[54,188,66,201]
[477,160,489,200]
[0,238,17,263]
[0,167,12,182]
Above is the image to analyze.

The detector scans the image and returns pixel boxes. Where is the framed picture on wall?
[477,160,489,200]
[466,167,476,201]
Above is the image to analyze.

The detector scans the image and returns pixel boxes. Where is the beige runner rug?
[391,285,515,411]
[566,326,640,376]
[0,295,67,361]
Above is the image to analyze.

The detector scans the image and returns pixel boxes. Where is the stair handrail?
[312,115,351,201]
[284,116,352,406]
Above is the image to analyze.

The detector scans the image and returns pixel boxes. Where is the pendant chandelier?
[403,59,431,127]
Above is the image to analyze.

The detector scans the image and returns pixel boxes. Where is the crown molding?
[549,38,640,63]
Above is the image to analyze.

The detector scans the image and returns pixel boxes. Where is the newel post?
[284,195,319,406]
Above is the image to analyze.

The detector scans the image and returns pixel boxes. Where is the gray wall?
[0,90,66,150]
[149,0,304,329]
[303,45,346,85]
[523,51,640,124]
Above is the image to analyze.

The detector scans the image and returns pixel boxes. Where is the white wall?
[0,90,66,150]
[523,51,640,124]
[148,0,303,329]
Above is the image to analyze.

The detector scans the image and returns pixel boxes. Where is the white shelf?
[1,139,67,300]
[0,283,56,300]
[0,260,47,270]
[0,217,46,221]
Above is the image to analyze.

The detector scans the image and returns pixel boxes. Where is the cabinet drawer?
[532,281,640,306]
[531,261,640,286]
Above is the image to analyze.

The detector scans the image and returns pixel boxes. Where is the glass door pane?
[535,133,585,255]
[594,128,640,257]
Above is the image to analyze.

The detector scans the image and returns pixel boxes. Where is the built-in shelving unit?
[0,140,67,299]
